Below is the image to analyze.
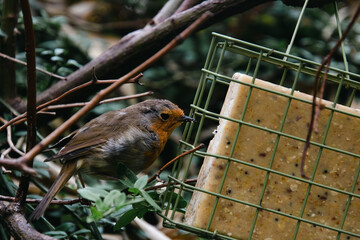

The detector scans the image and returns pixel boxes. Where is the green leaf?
[54,48,64,55]
[116,162,137,183]
[66,59,83,68]
[50,55,64,62]
[140,189,161,212]
[0,29,8,38]
[40,50,53,55]
[57,66,73,76]
[71,229,91,235]
[162,192,187,209]
[95,198,109,212]
[43,231,67,238]
[121,196,146,206]
[89,206,103,221]
[78,187,108,202]
[135,207,149,219]
[134,175,148,189]
[55,222,75,232]
[114,192,126,208]
[128,187,140,195]
[113,208,139,231]
[104,190,122,207]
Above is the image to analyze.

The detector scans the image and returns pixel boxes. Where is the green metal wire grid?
[160,6,360,240]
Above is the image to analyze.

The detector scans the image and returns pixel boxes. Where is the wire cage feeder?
[160,6,360,240]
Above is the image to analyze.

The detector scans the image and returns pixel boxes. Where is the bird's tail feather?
[29,161,77,221]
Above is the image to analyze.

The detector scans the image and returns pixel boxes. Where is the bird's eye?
[160,113,170,120]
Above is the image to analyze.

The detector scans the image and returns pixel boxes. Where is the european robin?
[29,99,194,221]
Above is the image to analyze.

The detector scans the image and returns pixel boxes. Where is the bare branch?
[150,0,183,25]
[16,0,37,207]
[0,74,144,131]
[0,117,24,156]
[0,157,36,174]
[0,195,92,206]
[13,0,274,113]
[0,52,66,80]
[44,91,154,110]
[0,201,56,240]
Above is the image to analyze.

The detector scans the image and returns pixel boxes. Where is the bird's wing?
[46,110,127,162]
[47,130,78,150]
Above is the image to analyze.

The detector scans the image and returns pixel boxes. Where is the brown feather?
[29,160,79,221]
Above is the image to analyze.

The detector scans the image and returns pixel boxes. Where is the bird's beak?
[180,115,195,122]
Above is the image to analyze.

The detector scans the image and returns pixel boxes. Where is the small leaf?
[119,179,134,189]
[128,187,140,195]
[162,192,187,209]
[120,196,146,207]
[57,66,73,76]
[95,198,109,212]
[43,231,67,238]
[134,175,148,189]
[104,190,122,207]
[50,55,64,62]
[114,208,139,231]
[56,222,75,232]
[140,189,161,212]
[0,29,8,38]
[114,192,126,208]
[71,229,91,235]
[116,162,137,183]
[54,48,64,55]
[66,59,82,68]
[40,50,53,55]
[136,207,149,219]
[78,189,100,202]
[78,187,108,202]
[90,206,103,221]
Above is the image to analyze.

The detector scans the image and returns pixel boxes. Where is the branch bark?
[0,201,55,240]
[16,0,37,207]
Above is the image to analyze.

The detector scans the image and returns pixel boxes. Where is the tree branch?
[44,91,153,110]
[0,74,143,131]
[12,0,275,113]
[0,201,55,240]
[16,0,37,207]
[0,52,65,80]
[0,195,91,206]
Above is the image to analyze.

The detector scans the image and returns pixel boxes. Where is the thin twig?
[44,91,154,110]
[0,74,144,132]
[0,195,91,205]
[36,73,144,115]
[301,4,360,179]
[0,117,24,156]
[0,52,66,80]
[0,157,36,174]
[148,143,204,183]
[1,148,12,160]
[145,179,197,191]
[1,165,12,174]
